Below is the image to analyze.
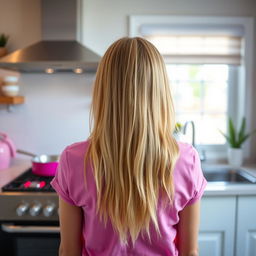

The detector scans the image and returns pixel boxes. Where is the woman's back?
[51,139,206,256]
[51,37,207,256]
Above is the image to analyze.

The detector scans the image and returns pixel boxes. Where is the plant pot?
[0,47,7,58]
[174,132,181,141]
[174,132,186,142]
[227,147,243,167]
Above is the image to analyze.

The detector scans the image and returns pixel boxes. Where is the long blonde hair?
[85,37,179,245]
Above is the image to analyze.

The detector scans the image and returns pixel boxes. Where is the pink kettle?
[0,132,16,170]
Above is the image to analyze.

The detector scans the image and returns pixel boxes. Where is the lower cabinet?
[199,196,236,256]
[199,195,256,256]
[236,196,256,256]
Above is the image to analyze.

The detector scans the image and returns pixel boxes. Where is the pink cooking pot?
[0,132,16,170]
[17,149,59,177]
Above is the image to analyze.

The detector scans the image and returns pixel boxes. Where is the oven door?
[0,222,60,256]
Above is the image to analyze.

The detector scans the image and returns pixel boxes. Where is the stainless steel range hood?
[0,41,100,73]
[0,0,101,73]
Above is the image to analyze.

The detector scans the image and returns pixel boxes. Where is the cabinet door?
[236,196,256,256]
[199,196,236,256]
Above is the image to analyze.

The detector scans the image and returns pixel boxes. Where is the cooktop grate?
[2,169,55,192]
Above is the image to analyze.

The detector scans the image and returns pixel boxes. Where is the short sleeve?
[186,147,207,205]
[50,147,75,205]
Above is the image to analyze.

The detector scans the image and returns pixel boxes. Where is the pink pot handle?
[0,132,16,158]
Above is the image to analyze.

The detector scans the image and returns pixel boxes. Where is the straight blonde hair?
[85,37,179,245]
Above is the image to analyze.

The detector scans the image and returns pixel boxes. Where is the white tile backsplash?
[0,73,94,156]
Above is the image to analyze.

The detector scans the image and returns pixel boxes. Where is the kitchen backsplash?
[0,73,94,156]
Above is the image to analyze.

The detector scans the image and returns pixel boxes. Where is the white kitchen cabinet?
[236,196,256,256]
[199,196,236,256]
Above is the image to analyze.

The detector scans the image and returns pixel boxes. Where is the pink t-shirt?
[51,140,207,256]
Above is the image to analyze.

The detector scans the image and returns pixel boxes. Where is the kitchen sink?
[203,167,256,184]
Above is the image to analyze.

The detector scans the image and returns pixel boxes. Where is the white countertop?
[0,159,31,190]
[1,159,256,196]
[202,163,256,196]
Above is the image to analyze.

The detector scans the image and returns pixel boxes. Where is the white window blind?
[140,24,244,65]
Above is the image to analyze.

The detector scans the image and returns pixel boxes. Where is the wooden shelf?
[0,96,24,105]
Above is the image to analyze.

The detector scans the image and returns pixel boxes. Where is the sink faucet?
[182,121,206,162]
[183,121,195,147]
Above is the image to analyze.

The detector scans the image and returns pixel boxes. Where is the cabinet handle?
[1,224,60,233]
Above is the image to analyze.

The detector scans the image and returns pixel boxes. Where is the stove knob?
[16,203,29,216]
[43,203,55,217]
[29,203,42,216]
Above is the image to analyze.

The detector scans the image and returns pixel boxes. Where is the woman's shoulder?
[174,141,207,206]
[174,141,201,183]
[60,140,89,171]
[176,141,197,163]
[65,139,90,152]
[56,139,94,206]
[62,139,90,160]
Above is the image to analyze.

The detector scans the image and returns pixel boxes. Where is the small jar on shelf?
[0,76,24,106]
[1,76,20,97]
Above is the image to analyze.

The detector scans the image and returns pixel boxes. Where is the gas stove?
[0,168,59,222]
[0,169,60,256]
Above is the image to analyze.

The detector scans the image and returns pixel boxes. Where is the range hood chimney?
[0,0,100,73]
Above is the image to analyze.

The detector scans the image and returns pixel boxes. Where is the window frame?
[129,15,254,161]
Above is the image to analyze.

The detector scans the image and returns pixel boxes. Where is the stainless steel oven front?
[0,223,60,256]
[0,192,60,256]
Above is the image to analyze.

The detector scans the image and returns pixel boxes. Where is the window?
[130,16,254,157]
[167,64,228,145]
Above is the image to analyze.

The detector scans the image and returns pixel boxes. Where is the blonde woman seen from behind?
[51,37,207,256]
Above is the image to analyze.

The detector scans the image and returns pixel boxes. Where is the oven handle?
[1,224,60,233]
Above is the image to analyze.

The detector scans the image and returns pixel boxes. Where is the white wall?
[0,0,41,52]
[0,73,94,155]
[81,0,256,162]
[81,0,256,55]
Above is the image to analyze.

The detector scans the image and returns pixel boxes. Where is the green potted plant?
[0,33,9,58]
[220,117,256,166]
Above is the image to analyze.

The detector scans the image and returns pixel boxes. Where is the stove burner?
[23,181,46,189]
[2,169,55,192]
